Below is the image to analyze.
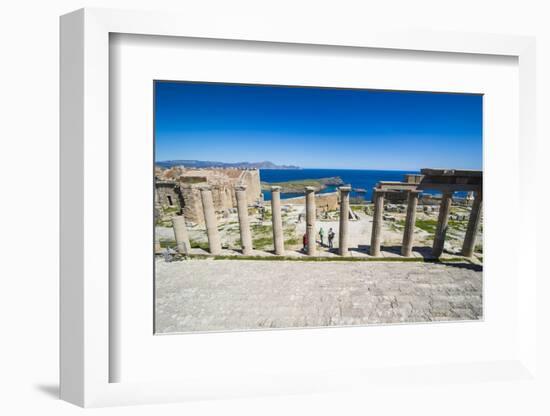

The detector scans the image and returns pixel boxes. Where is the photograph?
[153,81,483,334]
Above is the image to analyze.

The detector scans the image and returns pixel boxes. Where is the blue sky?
[154,81,482,170]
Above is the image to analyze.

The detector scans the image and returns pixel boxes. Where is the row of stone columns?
[370,188,482,258]
[431,190,483,258]
[171,184,350,257]
[369,189,420,257]
[171,185,288,256]
[169,185,482,259]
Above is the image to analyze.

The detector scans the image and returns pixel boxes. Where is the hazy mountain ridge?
[156,160,301,169]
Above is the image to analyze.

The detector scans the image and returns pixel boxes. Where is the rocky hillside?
[261,177,344,193]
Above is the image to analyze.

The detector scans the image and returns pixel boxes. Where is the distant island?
[261,177,344,193]
[156,160,301,170]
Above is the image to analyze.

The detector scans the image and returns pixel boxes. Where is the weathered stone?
[235,185,253,255]
[155,260,482,333]
[401,191,420,257]
[338,186,351,256]
[172,214,191,255]
[432,191,453,258]
[462,191,482,257]
[305,186,316,256]
[155,167,262,224]
[271,186,285,255]
[370,189,385,256]
[199,187,222,255]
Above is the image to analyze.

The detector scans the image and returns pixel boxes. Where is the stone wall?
[283,192,339,211]
[155,182,183,211]
[155,168,263,225]
[211,185,235,211]
[179,186,204,224]
[239,170,263,204]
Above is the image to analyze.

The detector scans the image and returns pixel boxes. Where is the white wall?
[1,1,548,415]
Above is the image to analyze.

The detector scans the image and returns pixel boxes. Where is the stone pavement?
[155,259,482,333]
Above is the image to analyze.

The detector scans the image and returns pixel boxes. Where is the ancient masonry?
[163,168,482,259]
[370,169,482,257]
[155,167,262,224]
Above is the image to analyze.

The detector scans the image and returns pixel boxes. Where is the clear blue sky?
[154,81,482,170]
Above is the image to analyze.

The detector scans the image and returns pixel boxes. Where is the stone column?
[432,191,453,258]
[271,186,285,255]
[401,190,420,257]
[338,186,351,256]
[199,187,221,255]
[235,185,253,255]
[370,189,385,256]
[305,186,316,256]
[172,215,191,255]
[461,190,483,257]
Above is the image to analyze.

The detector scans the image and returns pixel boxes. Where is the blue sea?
[260,169,447,201]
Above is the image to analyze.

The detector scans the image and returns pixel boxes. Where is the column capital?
[339,186,352,193]
[305,186,316,192]
[271,185,281,192]
[199,185,212,192]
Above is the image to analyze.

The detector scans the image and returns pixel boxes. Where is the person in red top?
[302,233,308,252]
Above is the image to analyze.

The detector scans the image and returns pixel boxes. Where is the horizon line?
[155,161,481,171]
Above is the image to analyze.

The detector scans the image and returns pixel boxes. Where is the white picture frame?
[60,8,537,407]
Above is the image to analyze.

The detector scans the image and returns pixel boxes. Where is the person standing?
[302,233,308,252]
[328,228,335,249]
[163,246,175,262]
[319,227,325,246]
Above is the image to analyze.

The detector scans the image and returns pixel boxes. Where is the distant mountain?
[156,160,301,170]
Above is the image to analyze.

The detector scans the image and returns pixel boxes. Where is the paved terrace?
[155,259,482,333]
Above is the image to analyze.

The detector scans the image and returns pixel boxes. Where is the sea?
[260,169,454,201]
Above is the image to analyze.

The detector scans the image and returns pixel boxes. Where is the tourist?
[302,233,308,252]
[328,228,335,249]
[319,227,325,246]
[163,246,175,262]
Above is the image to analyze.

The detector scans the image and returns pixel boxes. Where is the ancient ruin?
[419,169,482,257]
[370,168,482,257]
[155,166,262,224]
[158,168,482,260]
[270,186,285,255]
[337,186,351,256]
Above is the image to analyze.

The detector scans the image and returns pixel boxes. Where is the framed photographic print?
[60,8,537,407]
[152,81,484,334]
